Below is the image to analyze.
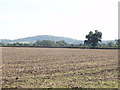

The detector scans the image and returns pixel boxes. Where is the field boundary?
[1,46,119,49]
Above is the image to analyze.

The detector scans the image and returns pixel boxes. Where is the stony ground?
[1,47,118,88]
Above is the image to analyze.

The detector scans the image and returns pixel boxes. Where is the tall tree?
[84,30,102,48]
[115,39,120,48]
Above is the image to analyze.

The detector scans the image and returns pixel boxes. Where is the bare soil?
[1,47,118,88]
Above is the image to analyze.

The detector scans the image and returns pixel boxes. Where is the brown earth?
[1,47,119,88]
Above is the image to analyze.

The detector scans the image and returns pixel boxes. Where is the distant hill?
[0,35,83,44]
[100,40,116,44]
[0,35,116,44]
[0,39,12,45]
[0,39,12,42]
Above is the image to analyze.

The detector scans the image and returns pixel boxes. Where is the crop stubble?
[1,47,118,88]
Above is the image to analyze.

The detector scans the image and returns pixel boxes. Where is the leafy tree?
[107,41,114,47]
[36,40,55,47]
[70,44,74,46]
[84,30,102,48]
[0,43,3,46]
[23,43,29,46]
[115,39,120,48]
[7,43,12,46]
[56,40,67,47]
[13,43,17,46]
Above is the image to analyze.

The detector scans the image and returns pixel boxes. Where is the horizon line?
[0,34,118,41]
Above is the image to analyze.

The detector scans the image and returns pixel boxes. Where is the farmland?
[2,47,118,88]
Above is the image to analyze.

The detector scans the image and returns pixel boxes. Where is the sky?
[0,0,119,40]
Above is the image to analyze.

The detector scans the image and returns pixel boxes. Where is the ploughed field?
[2,47,118,88]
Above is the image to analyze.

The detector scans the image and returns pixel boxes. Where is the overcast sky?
[0,0,119,40]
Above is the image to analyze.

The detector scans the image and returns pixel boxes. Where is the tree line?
[1,40,72,47]
[1,39,119,48]
[0,30,120,48]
